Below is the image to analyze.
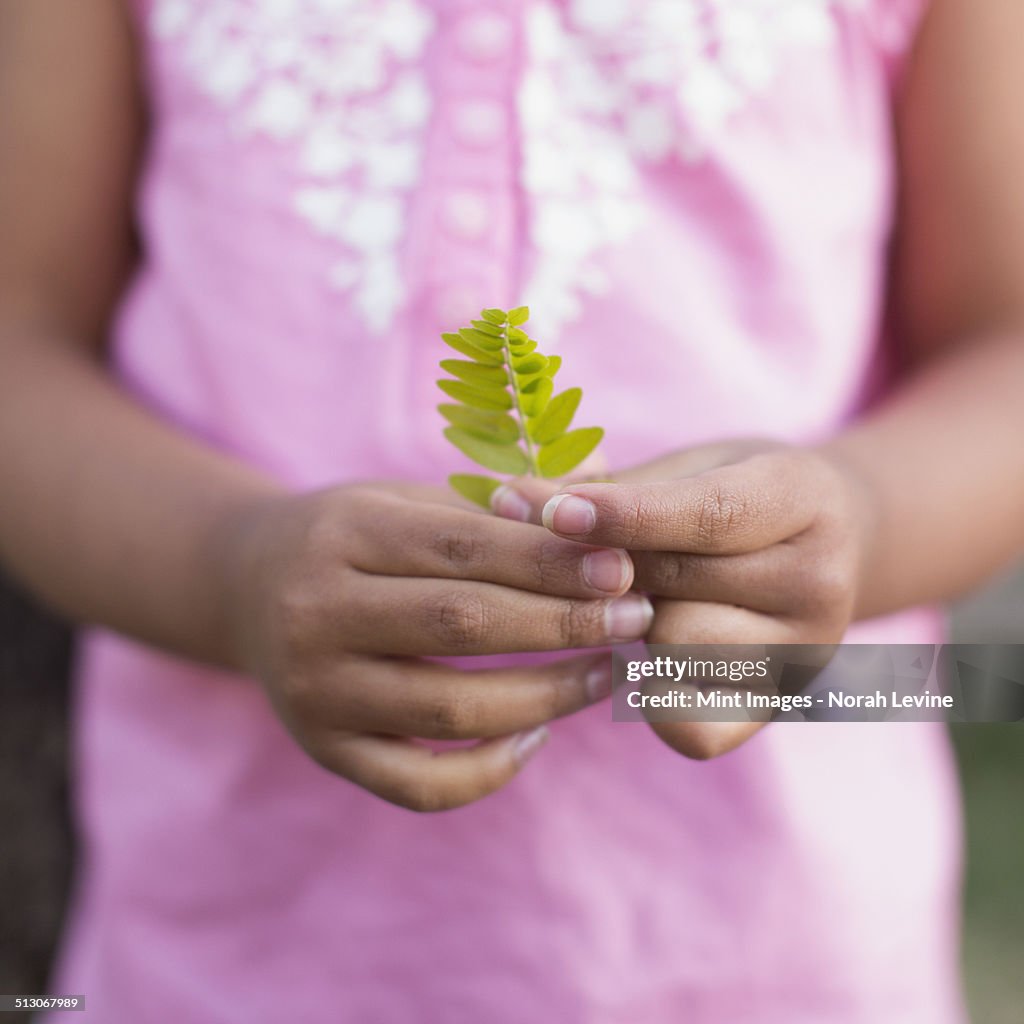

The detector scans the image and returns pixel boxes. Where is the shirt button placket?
[427,4,521,334]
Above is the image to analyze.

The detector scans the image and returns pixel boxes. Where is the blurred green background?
[953,724,1024,1023]
[951,564,1024,1023]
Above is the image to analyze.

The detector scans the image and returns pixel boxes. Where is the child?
[2,0,1022,1020]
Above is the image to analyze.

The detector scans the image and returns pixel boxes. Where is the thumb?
[491,452,610,524]
[490,477,559,524]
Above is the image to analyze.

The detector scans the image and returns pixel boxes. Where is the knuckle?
[394,779,449,814]
[426,691,480,738]
[302,497,346,555]
[642,552,686,594]
[684,730,734,761]
[556,599,602,648]
[537,674,567,719]
[621,493,647,546]
[434,524,483,575]
[534,539,572,591]
[276,574,315,636]
[270,574,323,671]
[433,591,489,651]
[275,668,322,721]
[695,483,746,547]
[652,723,738,761]
[802,556,856,612]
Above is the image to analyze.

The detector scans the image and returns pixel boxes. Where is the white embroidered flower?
[153,0,435,333]
[521,0,852,339]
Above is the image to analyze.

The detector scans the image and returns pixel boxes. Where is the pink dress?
[49,1,966,1021]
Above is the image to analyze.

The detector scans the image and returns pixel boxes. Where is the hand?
[219,482,653,812]
[491,441,875,759]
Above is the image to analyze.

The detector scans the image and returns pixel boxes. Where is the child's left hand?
[492,440,875,759]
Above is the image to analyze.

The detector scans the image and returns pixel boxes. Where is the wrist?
[203,485,290,675]
[812,438,885,622]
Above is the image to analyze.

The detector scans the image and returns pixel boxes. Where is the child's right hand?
[222,482,653,812]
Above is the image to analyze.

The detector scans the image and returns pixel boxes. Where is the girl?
[2,0,1023,1020]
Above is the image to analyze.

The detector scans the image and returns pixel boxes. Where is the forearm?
[0,324,283,668]
[820,331,1024,620]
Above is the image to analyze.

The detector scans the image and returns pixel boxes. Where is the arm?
[0,0,651,809]
[823,0,1024,618]
[0,0,278,667]
[492,0,1024,757]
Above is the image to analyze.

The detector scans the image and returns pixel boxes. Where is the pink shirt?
[50,1,966,1021]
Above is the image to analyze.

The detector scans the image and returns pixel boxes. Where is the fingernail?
[582,549,629,593]
[542,494,596,535]
[490,485,531,522]
[585,660,614,702]
[604,594,654,641]
[513,725,550,766]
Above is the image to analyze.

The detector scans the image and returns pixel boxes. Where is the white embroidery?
[152,0,859,338]
[520,0,854,339]
[153,0,434,332]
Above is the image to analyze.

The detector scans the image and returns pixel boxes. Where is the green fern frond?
[437,306,605,507]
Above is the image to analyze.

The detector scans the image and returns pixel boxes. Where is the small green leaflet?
[449,474,501,507]
[471,320,505,337]
[439,359,509,388]
[529,387,581,444]
[437,306,607,506]
[437,379,513,411]
[520,377,553,417]
[444,428,530,474]
[537,427,604,478]
[438,405,520,443]
[459,327,504,351]
[442,332,504,366]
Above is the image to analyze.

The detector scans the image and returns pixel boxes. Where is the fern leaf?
[459,327,505,351]
[442,332,504,366]
[449,474,502,509]
[471,320,505,338]
[538,427,604,478]
[440,359,509,388]
[529,387,581,445]
[444,428,530,474]
[521,377,553,416]
[437,379,513,411]
[512,353,547,375]
[439,405,521,443]
[437,305,606,495]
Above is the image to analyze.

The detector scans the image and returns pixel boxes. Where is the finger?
[490,478,561,525]
[632,547,820,615]
[539,454,819,553]
[488,454,610,525]
[351,502,633,598]
[647,598,794,646]
[319,653,614,740]
[640,600,792,759]
[354,480,470,509]
[344,575,654,655]
[321,728,550,812]
[612,439,788,485]
[648,718,764,761]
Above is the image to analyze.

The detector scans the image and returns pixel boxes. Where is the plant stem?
[503,323,540,476]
